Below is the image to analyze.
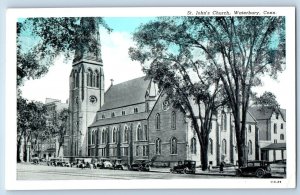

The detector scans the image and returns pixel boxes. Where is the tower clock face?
[89,95,97,104]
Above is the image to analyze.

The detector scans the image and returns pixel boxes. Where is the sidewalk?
[150,166,285,178]
[150,167,236,176]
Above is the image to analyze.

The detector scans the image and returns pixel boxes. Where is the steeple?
[73,17,102,63]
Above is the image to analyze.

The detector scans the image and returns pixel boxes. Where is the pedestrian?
[219,161,224,173]
[208,162,212,172]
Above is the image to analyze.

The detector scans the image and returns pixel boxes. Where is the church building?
[65,19,286,167]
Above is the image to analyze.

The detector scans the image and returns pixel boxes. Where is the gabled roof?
[89,112,149,127]
[248,107,286,121]
[261,143,286,150]
[99,76,150,111]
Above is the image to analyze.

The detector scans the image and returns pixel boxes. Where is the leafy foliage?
[130,16,285,167]
[17,17,112,86]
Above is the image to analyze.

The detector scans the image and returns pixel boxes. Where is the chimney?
[110,79,114,86]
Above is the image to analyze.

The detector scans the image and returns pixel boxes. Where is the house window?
[134,108,138,113]
[111,112,115,118]
[143,145,149,156]
[136,145,139,156]
[276,113,279,119]
[146,102,149,112]
[171,111,176,129]
[155,138,161,155]
[280,134,284,140]
[248,140,252,155]
[248,125,252,133]
[124,126,128,143]
[137,125,143,141]
[209,138,213,155]
[170,137,177,154]
[156,113,160,130]
[274,124,277,134]
[222,139,227,154]
[281,123,284,129]
[122,111,126,116]
[191,137,197,154]
[144,125,148,141]
[274,139,278,143]
[102,114,105,119]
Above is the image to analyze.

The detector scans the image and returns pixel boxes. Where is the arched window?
[222,113,227,131]
[170,137,177,154]
[95,70,100,88]
[222,139,227,154]
[156,113,160,130]
[137,125,143,141]
[88,130,91,145]
[248,140,252,155]
[124,126,128,143]
[171,111,176,129]
[248,125,252,133]
[101,130,106,144]
[111,112,115,118]
[191,137,197,154]
[91,130,95,145]
[274,124,277,134]
[144,125,148,141]
[112,128,117,143]
[76,71,79,87]
[93,130,98,145]
[281,123,284,129]
[209,138,213,155]
[155,138,161,155]
[87,69,93,87]
[280,134,284,140]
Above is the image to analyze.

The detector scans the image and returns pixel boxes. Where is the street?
[17,163,234,180]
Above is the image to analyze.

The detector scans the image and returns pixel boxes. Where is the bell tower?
[68,18,104,157]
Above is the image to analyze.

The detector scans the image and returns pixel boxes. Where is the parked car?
[112,159,126,170]
[170,160,196,174]
[31,157,40,165]
[236,160,272,178]
[130,160,151,171]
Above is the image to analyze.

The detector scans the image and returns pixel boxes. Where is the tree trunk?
[23,141,27,162]
[17,140,21,162]
[201,144,208,171]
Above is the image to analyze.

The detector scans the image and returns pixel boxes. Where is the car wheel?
[183,168,189,174]
[255,168,265,178]
[236,170,242,177]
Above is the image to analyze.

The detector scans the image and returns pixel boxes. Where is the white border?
[5,7,296,190]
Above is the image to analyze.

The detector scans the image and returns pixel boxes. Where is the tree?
[17,17,111,86]
[254,91,280,110]
[47,108,69,157]
[17,97,48,162]
[130,16,285,167]
[129,21,227,171]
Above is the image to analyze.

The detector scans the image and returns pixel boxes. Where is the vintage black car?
[236,160,272,178]
[170,160,196,174]
[129,160,151,171]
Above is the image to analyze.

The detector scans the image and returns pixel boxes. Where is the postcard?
[5,7,295,190]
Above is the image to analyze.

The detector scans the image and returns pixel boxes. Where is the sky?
[19,17,288,109]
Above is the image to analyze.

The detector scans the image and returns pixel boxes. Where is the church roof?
[99,76,150,111]
[248,107,286,121]
[89,112,149,127]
